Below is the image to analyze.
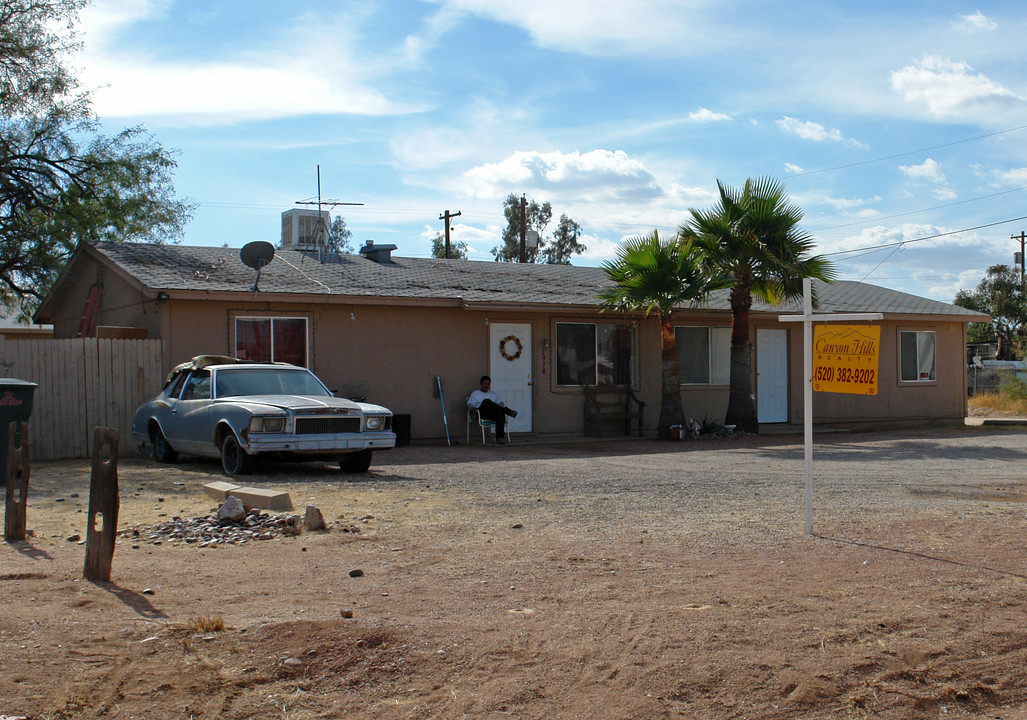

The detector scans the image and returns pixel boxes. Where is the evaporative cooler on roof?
[280,209,330,251]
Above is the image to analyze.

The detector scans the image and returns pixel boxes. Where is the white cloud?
[83,59,408,123]
[784,163,804,174]
[776,117,865,147]
[989,167,1027,187]
[899,158,946,183]
[933,188,958,200]
[689,107,731,122]
[890,55,1024,121]
[463,149,661,201]
[76,1,421,123]
[822,195,882,210]
[428,0,716,56]
[928,269,987,303]
[78,0,171,44]
[954,11,997,32]
[830,223,977,256]
[391,103,525,171]
[578,234,623,263]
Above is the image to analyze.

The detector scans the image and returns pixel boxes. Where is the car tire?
[221,433,253,475]
[339,449,373,473]
[151,426,178,463]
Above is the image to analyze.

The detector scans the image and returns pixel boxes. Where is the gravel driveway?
[7,423,1027,720]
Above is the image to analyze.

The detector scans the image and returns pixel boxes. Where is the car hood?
[212,395,391,414]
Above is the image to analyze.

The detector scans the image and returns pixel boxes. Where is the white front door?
[757,328,788,424]
[489,323,532,433]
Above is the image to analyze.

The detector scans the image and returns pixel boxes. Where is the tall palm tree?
[598,230,730,439]
[680,177,835,433]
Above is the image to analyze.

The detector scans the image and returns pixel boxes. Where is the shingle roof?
[87,242,987,320]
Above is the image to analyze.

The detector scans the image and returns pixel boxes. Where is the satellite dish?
[240,241,275,291]
[241,241,275,270]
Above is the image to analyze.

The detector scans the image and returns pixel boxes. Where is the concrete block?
[203,481,241,502]
[228,486,293,511]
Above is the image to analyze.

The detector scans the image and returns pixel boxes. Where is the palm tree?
[680,176,835,433]
[598,230,730,439]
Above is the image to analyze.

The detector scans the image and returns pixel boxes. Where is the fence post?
[83,427,119,582]
[4,421,30,543]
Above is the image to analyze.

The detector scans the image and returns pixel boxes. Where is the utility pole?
[439,210,461,259]
[1014,231,1026,289]
[519,195,527,263]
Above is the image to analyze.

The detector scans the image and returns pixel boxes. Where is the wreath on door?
[499,334,523,362]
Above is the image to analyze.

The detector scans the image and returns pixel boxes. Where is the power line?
[788,123,1027,178]
[824,215,1027,258]
[809,185,1027,233]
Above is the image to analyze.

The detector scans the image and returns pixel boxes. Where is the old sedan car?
[132,356,396,475]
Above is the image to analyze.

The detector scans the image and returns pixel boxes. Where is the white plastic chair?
[466,402,510,444]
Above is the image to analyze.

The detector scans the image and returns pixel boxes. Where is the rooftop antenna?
[295,165,364,260]
[240,241,275,292]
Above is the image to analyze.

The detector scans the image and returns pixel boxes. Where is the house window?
[675,326,731,385]
[555,322,635,386]
[900,330,936,382]
[235,317,308,366]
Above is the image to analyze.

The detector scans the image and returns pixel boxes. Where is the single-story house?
[34,239,989,440]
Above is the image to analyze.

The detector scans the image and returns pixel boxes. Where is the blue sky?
[74,0,1027,302]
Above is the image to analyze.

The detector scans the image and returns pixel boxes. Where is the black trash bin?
[392,414,411,447]
[0,379,37,486]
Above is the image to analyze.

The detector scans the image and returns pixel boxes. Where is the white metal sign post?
[779,278,882,535]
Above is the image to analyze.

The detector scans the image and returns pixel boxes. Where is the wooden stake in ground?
[4,421,30,543]
[84,427,119,582]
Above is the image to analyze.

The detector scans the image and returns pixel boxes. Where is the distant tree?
[430,231,468,260]
[1,0,192,320]
[543,214,586,265]
[597,230,730,438]
[327,216,354,253]
[954,264,1027,360]
[680,176,834,433]
[492,193,552,262]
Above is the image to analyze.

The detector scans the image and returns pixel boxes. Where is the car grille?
[295,416,361,434]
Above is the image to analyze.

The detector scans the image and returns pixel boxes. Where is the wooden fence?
[0,338,164,460]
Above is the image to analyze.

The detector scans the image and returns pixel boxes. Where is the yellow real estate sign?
[812,325,880,395]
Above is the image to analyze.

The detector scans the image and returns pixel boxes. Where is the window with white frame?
[235,316,308,366]
[555,322,635,386]
[900,330,936,382]
[675,326,731,384]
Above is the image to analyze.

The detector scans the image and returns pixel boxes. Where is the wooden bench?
[583,385,645,437]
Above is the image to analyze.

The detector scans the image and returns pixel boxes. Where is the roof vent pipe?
[359,240,398,264]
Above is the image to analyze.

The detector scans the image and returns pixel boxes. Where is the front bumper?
[244,430,396,454]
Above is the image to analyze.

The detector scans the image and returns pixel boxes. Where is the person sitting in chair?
[467,375,517,444]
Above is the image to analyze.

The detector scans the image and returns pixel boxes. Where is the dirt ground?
[5,424,1027,720]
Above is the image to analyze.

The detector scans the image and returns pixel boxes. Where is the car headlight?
[365,415,386,431]
[249,416,286,433]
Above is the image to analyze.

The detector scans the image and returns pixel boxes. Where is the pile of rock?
[122,501,334,548]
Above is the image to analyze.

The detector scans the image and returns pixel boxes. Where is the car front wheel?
[339,449,373,473]
[221,433,253,475]
[152,426,178,464]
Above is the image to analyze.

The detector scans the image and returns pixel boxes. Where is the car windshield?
[215,368,332,398]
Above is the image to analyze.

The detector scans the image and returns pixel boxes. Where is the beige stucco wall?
[770,317,968,428]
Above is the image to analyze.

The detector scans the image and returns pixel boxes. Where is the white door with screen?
[489,323,532,433]
[757,328,788,423]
